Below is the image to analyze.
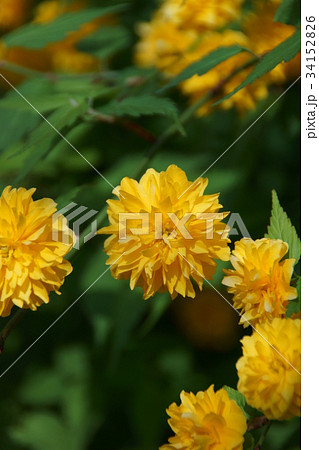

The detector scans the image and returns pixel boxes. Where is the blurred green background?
[0,0,300,449]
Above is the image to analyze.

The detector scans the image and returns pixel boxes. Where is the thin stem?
[86,107,157,143]
[0,309,27,354]
[254,421,272,450]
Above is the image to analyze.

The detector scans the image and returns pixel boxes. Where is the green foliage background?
[0,0,300,448]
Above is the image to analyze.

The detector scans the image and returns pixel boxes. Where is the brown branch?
[86,107,157,143]
[247,415,269,432]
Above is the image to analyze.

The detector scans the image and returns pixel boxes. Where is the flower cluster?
[135,0,300,114]
[237,318,301,420]
[98,165,230,300]
[0,186,74,316]
[222,237,297,327]
[160,384,247,449]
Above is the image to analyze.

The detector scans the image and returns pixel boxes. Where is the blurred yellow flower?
[98,165,230,300]
[172,287,239,351]
[0,0,112,87]
[33,0,102,74]
[135,21,196,77]
[160,384,247,449]
[0,0,30,31]
[237,318,301,420]
[222,238,297,327]
[178,30,269,114]
[0,41,51,88]
[33,0,84,24]
[244,1,300,83]
[0,186,74,317]
[135,5,268,114]
[156,0,243,31]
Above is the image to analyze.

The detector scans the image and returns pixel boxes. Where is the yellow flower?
[98,165,230,300]
[237,318,301,420]
[33,0,84,24]
[156,0,243,31]
[179,30,269,114]
[172,287,239,351]
[135,21,196,77]
[0,42,51,89]
[160,384,247,450]
[222,238,297,327]
[0,186,74,317]
[0,0,30,31]
[33,0,102,74]
[244,1,300,83]
[49,45,100,73]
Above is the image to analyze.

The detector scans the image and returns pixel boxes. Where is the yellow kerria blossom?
[222,238,297,327]
[244,1,300,83]
[178,30,269,114]
[135,23,268,114]
[0,0,31,31]
[160,384,247,450]
[135,21,197,77]
[98,165,230,300]
[0,41,51,88]
[33,0,84,24]
[33,0,102,74]
[0,186,74,317]
[156,0,243,31]
[237,318,301,420]
[0,0,106,87]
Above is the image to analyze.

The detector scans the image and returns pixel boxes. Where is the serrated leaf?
[266,190,301,264]
[160,45,247,92]
[213,30,301,106]
[3,5,125,48]
[96,95,185,135]
[275,0,301,26]
[286,277,301,317]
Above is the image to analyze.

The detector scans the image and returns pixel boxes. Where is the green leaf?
[99,95,177,118]
[0,92,71,113]
[14,100,87,183]
[3,5,125,48]
[9,413,71,450]
[213,30,301,107]
[77,26,130,59]
[223,386,248,417]
[160,45,247,92]
[96,95,185,135]
[286,277,301,317]
[266,190,301,264]
[274,0,301,26]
